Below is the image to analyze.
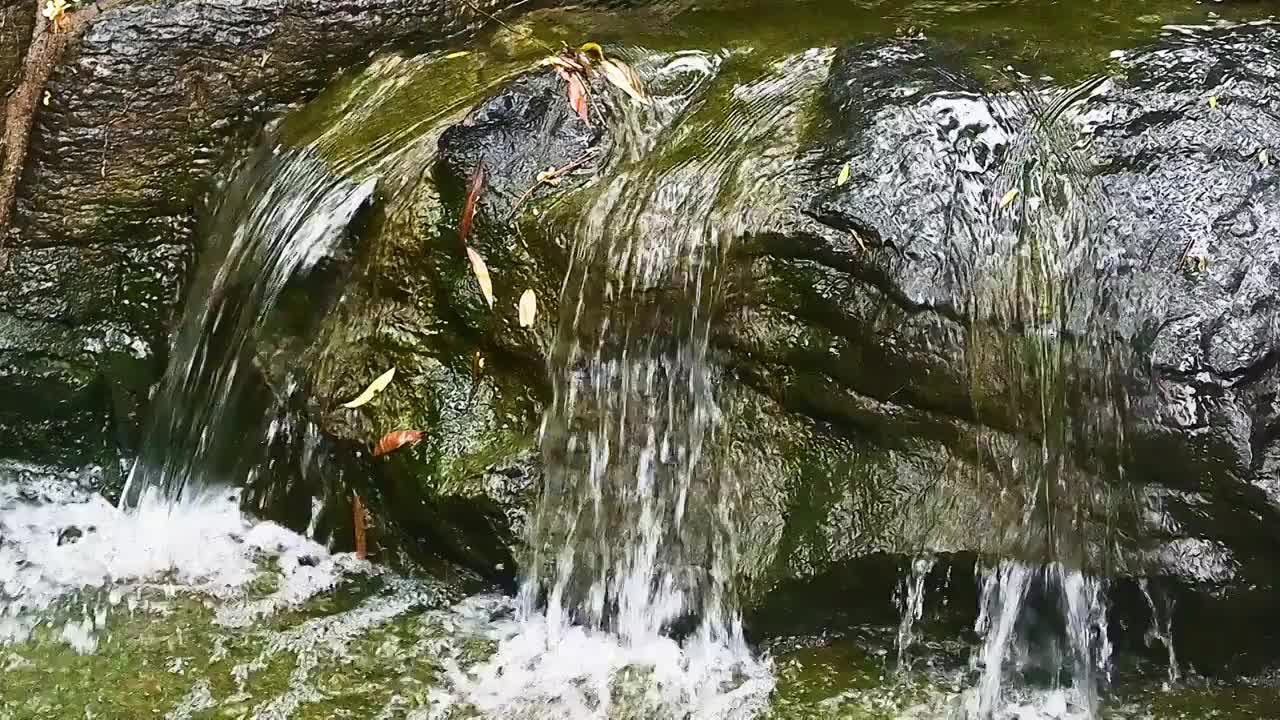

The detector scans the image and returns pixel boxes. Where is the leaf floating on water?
[1209,95,1218,110]
[373,430,425,458]
[837,163,851,187]
[567,73,590,124]
[999,188,1020,209]
[444,50,470,60]
[517,289,537,327]
[600,58,650,104]
[352,493,368,560]
[459,162,486,245]
[341,367,396,409]
[466,246,495,308]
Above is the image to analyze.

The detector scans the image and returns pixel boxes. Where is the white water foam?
[0,475,365,652]
[439,595,774,720]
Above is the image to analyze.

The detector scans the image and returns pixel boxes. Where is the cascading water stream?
[956,78,1128,719]
[453,48,835,719]
[120,146,376,506]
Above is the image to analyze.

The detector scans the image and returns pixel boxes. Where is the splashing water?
[447,48,836,719]
[0,470,365,653]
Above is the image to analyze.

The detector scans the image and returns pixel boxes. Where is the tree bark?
[0,0,127,269]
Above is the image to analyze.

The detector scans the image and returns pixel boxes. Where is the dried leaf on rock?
[600,58,650,104]
[466,246,495,307]
[518,289,537,327]
[1209,95,1218,110]
[567,73,590,124]
[341,367,396,409]
[353,493,368,560]
[837,163,851,187]
[444,51,470,60]
[999,188,1019,209]
[373,430,424,457]
[460,162,486,245]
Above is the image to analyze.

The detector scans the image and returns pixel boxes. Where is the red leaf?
[567,73,589,125]
[353,492,368,560]
[459,162,486,245]
[373,429,425,458]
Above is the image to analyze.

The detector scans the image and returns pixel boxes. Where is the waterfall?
[937,76,1131,717]
[896,554,936,673]
[118,54,505,506]
[120,144,375,506]
[452,48,835,719]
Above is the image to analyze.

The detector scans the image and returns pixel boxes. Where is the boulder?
[0,0,574,484]
[294,23,1280,671]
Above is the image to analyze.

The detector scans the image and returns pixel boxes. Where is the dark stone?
[315,22,1280,672]
[56,525,83,545]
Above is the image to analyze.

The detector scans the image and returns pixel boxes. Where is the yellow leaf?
[599,58,650,104]
[1261,148,1270,168]
[536,167,562,186]
[999,188,1019,209]
[444,51,470,60]
[837,163,851,187]
[1209,95,1218,110]
[517,289,537,327]
[466,246,495,308]
[579,42,605,63]
[341,367,396,409]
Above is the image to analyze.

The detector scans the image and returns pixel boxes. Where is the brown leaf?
[460,162,486,245]
[373,429,425,458]
[599,58,650,104]
[353,492,367,560]
[465,246,495,307]
[567,73,590,125]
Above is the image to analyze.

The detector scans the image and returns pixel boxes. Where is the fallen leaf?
[999,188,1019,209]
[536,167,562,186]
[466,246,495,307]
[341,367,396,409]
[444,50,470,60]
[837,163,851,187]
[1209,95,1218,110]
[459,162,486,245]
[518,289,537,327]
[542,51,588,74]
[567,73,590,124]
[43,0,67,31]
[1261,148,1270,168]
[41,91,49,107]
[352,493,367,560]
[373,430,425,457]
[600,58,650,104]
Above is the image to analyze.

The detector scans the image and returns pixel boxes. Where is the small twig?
[511,148,598,216]
[458,0,556,54]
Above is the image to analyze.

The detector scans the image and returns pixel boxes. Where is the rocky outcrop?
[0,0,576,481]
[292,22,1280,671]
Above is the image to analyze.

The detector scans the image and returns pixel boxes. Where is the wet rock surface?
[301,22,1280,672]
[0,0,562,479]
